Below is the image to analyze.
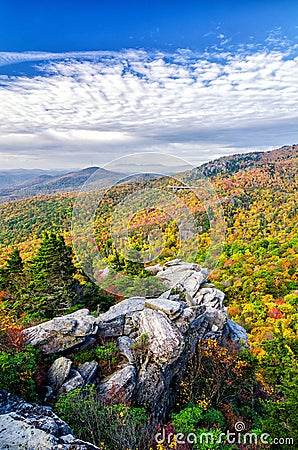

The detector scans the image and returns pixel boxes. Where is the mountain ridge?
[0,166,125,203]
[199,144,298,178]
[0,144,296,203]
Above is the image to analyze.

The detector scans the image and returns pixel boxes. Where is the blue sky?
[0,1,297,169]
[0,1,297,52]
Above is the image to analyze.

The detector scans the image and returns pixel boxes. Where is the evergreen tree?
[6,248,24,274]
[28,231,78,318]
[0,248,25,297]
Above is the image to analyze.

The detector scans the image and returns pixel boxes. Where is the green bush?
[172,404,233,450]
[0,345,40,401]
[54,385,155,449]
[95,341,118,361]
[262,398,298,446]
[172,404,204,435]
[203,408,225,429]
[72,349,97,365]
[94,341,120,375]
[71,341,121,376]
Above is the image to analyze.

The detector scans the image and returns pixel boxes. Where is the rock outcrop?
[0,391,100,449]
[21,259,248,423]
[24,309,98,354]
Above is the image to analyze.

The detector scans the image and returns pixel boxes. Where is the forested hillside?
[0,146,297,347]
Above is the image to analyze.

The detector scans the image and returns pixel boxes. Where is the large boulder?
[0,391,99,449]
[77,361,99,385]
[58,369,85,395]
[23,309,98,354]
[221,319,249,348]
[97,365,137,405]
[138,308,184,366]
[145,298,182,319]
[96,297,147,323]
[96,297,147,338]
[153,259,208,295]
[117,336,135,364]
[47,359,99,398]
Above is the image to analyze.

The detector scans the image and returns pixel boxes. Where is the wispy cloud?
[0,40,297,169]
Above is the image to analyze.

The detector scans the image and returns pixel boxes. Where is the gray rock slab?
[0,390,74,449]
[58,370,84,395]
[97,315,124,337]
[47,357,72,392]
[145,298,182,317]
[96,297,146,323]
[23,309,98,354]
[154,261,208,296]
[139,308,184,366]
[97,365,136,404]
[77,360,98,385]
[222,319,249,347]
[117,336,135,364]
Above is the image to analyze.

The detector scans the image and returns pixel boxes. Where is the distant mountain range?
[0,167,125,203]
[0,143,297,247]
[0,144,297,203]
[0,169,66,189]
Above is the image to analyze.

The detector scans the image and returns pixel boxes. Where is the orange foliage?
[0,296,25,352]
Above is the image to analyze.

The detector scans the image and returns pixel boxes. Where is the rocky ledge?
[23,259,248,421]
[0,391,100,449]
[0,260,248,448]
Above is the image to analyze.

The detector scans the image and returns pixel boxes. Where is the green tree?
[27,231,78,318]
[6,248,24,273]
[0,248,25,303]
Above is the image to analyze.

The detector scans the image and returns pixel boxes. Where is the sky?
[0,0,297,169]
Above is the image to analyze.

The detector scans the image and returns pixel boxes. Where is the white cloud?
[0,44,297,169]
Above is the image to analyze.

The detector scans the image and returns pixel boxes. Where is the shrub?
[71,340,121,377]
[131,332,149,366]
[0,314,42,401]
[54,384,155,449]
[0,315,24,352]
[176,339,263,423]
[94,341,121,376]
[172,404,233,450]
[0,345,40,401]
[72,349,97,365]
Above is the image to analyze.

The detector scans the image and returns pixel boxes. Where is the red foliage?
[223,259,233,267]
[34,361,47,388]
[0,314,25,352]
[274,298,285,305]
[267,307,283,319]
